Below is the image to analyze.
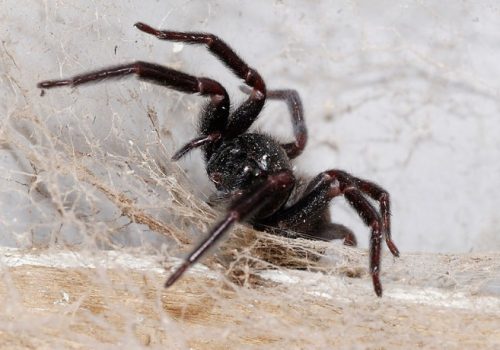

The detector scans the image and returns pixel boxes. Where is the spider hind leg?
[260,170,399,297]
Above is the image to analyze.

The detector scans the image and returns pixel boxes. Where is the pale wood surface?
[1,248,498,349]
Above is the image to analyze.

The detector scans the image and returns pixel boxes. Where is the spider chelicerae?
[38,22,400,296]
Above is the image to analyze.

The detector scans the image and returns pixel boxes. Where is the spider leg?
[37,61,230,159]
[353,178,399,257]
[240,87,307,159]
[135,23,267,138]
[257,173,354,244]
[165,170,295,288]
[261,170,397,297]
[171,133,221,161]
[268,89,307,158]
[317,222,357,247]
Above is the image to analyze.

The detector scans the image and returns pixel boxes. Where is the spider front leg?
[37,61,230,159]
[239,87,308,159]
[135,22,267,138]
[165,170,295,288]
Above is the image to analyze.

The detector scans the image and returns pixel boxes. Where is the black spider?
[38,22,400,297]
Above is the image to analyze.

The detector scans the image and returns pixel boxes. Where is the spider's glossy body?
[207,133,293,217]
[38,22,400,296]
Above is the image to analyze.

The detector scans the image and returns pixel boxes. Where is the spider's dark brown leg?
[319,223,357,246]
[342,186,384,296]
[135,22,267,138]
[37,61,230,159]
[260,170,396,297]
[258,172,356,245]
[171,133,222,161]
[268,89,307,159]
[353,178,399,257]
[165,170,295,288]
[240,87,307,159]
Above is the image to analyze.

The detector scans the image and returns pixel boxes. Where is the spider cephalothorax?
[38,22,400,296]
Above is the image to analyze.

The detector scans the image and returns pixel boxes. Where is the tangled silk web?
[0,97,365,343]
[2,97,351,278]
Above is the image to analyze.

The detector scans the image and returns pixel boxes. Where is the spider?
[38,22,400,297]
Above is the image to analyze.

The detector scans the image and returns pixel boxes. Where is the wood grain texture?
[1,248,498,349]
